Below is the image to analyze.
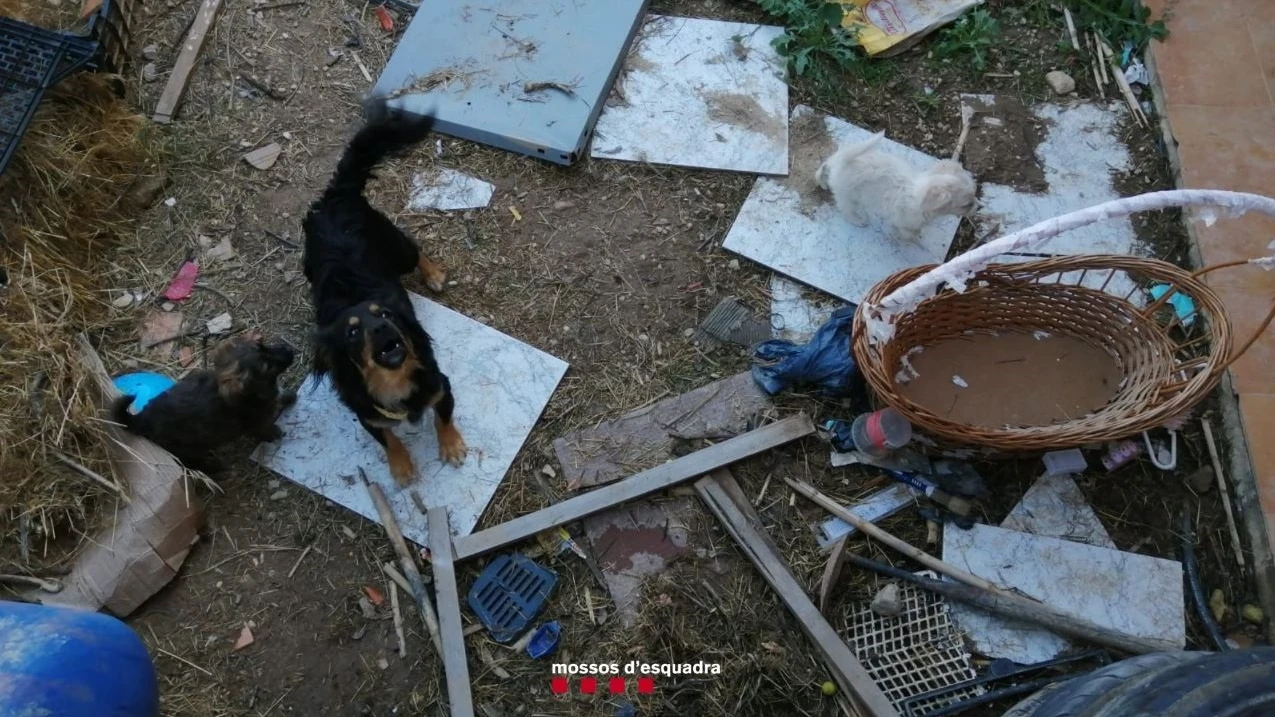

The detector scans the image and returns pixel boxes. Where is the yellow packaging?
[838,0,983,57]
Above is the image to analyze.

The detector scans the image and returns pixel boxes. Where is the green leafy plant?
[1069,0,1169,51]
[754,0,861,78]
[933,8,1001,71]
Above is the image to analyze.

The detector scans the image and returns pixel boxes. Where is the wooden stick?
[360,469,443,657]
[152,0,225,123]
[842,551,1181,655]
[1202,419,1246,567]
[427,507,475,717]
[784,476,1007,595]
[696,472,900,717]
[818,536,850,615]
[286,544,312,579]
[55,452,130,503]
[1094,32,1110,85]
[382,562,412,595]
[452,415,816,560]
[1100,40,1148,127]
[1062,7,1081,51]
[390,581,407,658]
[952,105,974,162]
[1086,33,1105,97]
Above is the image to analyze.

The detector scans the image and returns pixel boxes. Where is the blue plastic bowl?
[112,372,177,412]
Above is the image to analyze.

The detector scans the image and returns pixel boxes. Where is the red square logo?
[609,677,626,694]
[579,677,597,694]
[550,677,569,695]
[637,677,655,695]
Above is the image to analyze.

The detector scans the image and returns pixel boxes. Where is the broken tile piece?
[770,275,842,343]
[584,497,697,628]
[942,522,1184,664]
[206,312,233,335]
[722,105,961,305]
[243,143,282,170]
[591,16,788,174]
[406,168,495,211]
[1001,474,1115,549]
[552,372,773,490]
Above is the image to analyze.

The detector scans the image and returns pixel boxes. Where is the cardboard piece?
[552,372,774,490]
[896,331,1121,429]
[35,336,204,617]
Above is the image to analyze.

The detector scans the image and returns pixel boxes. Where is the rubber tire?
[1001,681,1071,717]
[1087,647,1275,717]
[1006,651,1209,717]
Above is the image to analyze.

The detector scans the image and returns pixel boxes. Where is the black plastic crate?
[0,0,119,177]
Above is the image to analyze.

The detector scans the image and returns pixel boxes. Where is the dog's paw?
[388,448,416,486]
[418,257,447,294]
[437,425,467,467]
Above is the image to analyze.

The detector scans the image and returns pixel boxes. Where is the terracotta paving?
[1144,0,1275,545]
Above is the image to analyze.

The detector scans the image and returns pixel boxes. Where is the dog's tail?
[111,395,137,431]
[320,100,435,204]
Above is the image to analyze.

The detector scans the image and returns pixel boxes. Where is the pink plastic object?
[161,260,198,301]
[1101,440,1143,471]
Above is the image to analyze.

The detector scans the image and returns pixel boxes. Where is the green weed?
[1067,0,1169,50]
[753,0,862,78]
[933,8,1001,72]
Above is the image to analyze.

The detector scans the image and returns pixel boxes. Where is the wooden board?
[427,507,475,717]
[152,0,225,124]
[453,414,815,561]
[695,471,900,717]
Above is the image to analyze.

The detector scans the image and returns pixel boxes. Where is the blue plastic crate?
[466,553,557,643]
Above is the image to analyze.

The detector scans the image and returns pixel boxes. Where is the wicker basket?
[850,194,1275,456]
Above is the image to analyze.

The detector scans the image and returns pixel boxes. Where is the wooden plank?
[453,414,815,561]
[152,0,225,124]
[427,507,475,717]
[695,471,901,717]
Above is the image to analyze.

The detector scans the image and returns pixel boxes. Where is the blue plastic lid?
[467,554,557,643]
[525,620,561,659]
[112,372,177,413]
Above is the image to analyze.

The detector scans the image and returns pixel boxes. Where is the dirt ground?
[38,0,1260,714]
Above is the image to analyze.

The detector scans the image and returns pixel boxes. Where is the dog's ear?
[815,161,829,190]
[919,179,955,218]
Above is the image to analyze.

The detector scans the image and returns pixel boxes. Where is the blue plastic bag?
[751,304,866,403]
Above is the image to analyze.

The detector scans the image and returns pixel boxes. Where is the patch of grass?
[753,0,865,79]
[933,8,1001,72]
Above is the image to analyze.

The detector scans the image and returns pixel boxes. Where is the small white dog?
[815,132,978,243]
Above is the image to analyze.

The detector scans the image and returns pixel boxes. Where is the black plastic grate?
[0,6,103,177]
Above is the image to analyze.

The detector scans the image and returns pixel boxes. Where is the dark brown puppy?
[112,335,296,473]
[302,101,466,486]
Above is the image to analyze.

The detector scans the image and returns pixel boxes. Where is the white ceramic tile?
[406,168,494,211]
[590,16,788,174]
[942,522,1184,663]
[1001,473,1116,549]
[723,105,961,305]
[967,96,1143,256]
[252,293,568,543]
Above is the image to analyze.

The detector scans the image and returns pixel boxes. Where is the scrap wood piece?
[35,335,204,617]
[428,507,475,717]
[455,414,816,561]
[1202,419,1245,568]
[818,536,850,615]
[361,469,443,658]
[695,471,901,717]
[553,371,774,490]
[152,0,226,123]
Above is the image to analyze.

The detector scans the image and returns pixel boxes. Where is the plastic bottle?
[850,408,913,458]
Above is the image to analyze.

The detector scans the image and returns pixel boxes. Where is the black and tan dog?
[112,334,296,473]
[302,101,466,486]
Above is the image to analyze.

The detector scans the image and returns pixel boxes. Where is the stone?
[1242,604,1264,625]
[142,62,159,83]
[870,583,904,617]
[141,44,159,61]
[1045,70,1075,95]
[1185,466,1214,494]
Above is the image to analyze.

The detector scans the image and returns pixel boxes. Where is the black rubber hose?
[1179,509,1230,652]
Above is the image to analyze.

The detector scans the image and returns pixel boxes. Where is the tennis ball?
[821,681,837,696]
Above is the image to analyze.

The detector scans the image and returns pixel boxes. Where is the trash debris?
[751,305,868,402]
[112,372,176,413]
[951,375,969,388]
[467,554,557,643]
[525,621,561,659]
[373,4,393,32]
[884,469,972,517]
[1124,58,1149,86]
[233,624,254,651]
[139,310,186,351]
[693,296,771,348]
[363,585,385,607]
[769,275,842,343]
[943,522,1185,664]
[837,0,982,57]
[1102,439,1143,470]
[162,258,199,301]
[243,142,282,170]
[591,16,788,174]
[1045,70,1076,95]
[1243,604,1265,625]
[870,583,903,617]
[816,483,915,550]
[584,497,697,627]
[202,236,236,263]
[829,445,932,473]
[832,407,913,458]
[1041,448,1086,476]
[1149,283,1197,327]
[405,168,495,211]
[205,312,233,335]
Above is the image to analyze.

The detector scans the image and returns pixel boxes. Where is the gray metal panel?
[373,0,650,165]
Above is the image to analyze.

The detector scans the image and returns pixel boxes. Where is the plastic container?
[1102,440,1144,471]
[113,371,177,412]
[0,600,160,717]
[1042,448,1087,476]
[849,408,913,458]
